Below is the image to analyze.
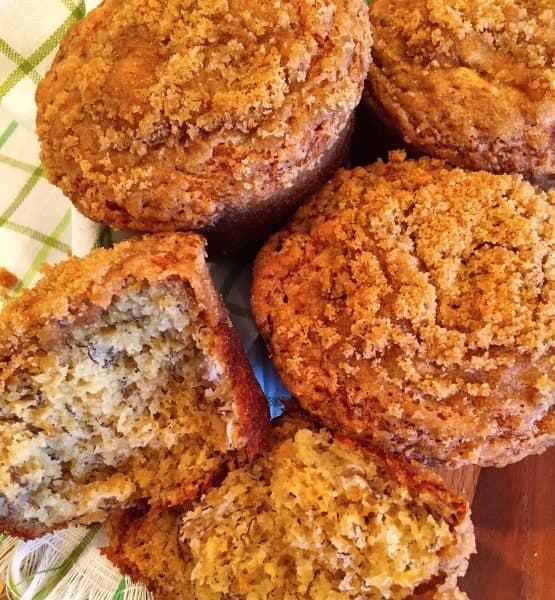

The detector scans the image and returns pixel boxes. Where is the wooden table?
[459,448,554,599]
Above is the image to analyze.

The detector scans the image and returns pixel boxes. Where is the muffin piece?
[104,407,475,599]
[0,233,270,539]
[364,0,555,188]
[252,152,555,468]
[36,0,372,256]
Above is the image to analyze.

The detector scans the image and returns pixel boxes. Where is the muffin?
[36,0,372,256]
[0,233,270,539]
[252,152,555,468]
[104,406,475,599]
[364,0,555,188]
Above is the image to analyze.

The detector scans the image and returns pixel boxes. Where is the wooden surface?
[460,448,554,600]
[435,464,481,503]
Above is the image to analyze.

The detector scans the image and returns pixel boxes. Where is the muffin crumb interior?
[178,426,469,599]
[0,283,237,528]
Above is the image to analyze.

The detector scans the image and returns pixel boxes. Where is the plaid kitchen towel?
[0,1,289,598]
[0,0,104,302]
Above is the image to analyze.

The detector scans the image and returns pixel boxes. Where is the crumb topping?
[258,152,554,391]
[397,0,555,68]
[0,268,18,303]
[0,268,17,291]
[36,0,371,229]
[252,154,555,466]
[366,0,555,185]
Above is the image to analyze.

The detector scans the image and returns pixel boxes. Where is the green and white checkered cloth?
[0,0,104,297]
[0,1,288,598]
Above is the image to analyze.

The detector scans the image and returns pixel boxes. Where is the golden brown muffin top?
[395,0,554,70]
[256,152,554,372]
[366,0,554,186]
[36,0,371,231]
[252,153,555,466]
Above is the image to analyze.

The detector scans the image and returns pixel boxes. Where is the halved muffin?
[0,233,270,539]
[104,407,475,599]
[36,0,372,256]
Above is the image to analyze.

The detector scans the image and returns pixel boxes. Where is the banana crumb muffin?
[104,407,475,599]
[252,152,555,468]
[0,233,270,539]
[364,0,555,188]
[36,0,371,256]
